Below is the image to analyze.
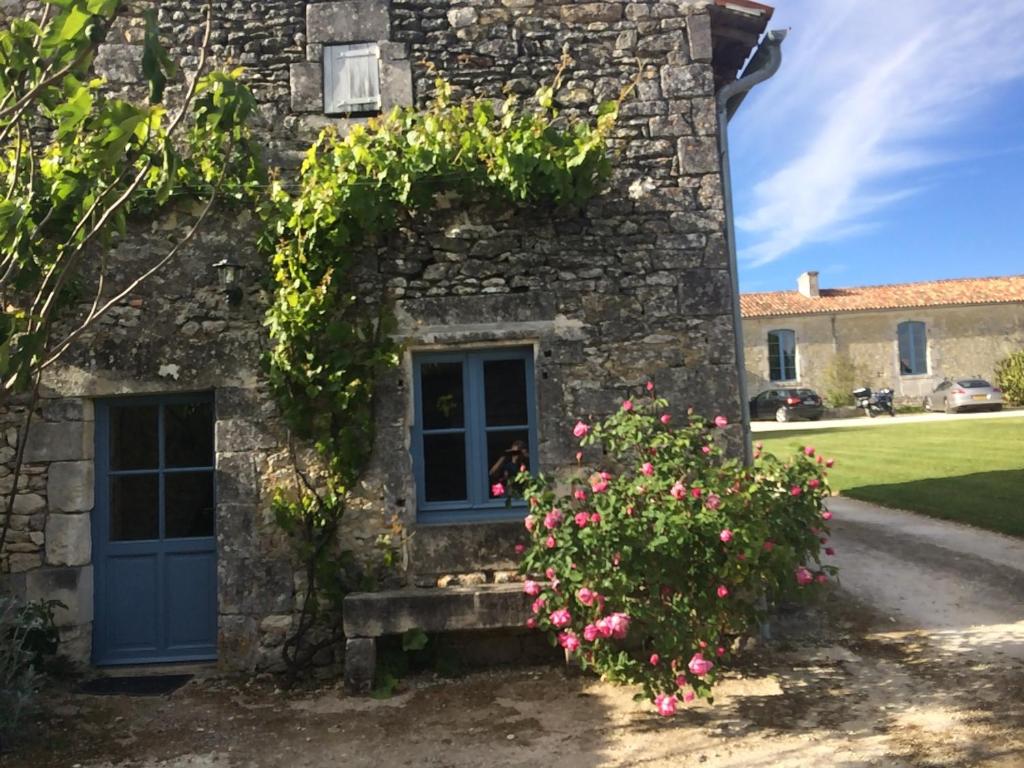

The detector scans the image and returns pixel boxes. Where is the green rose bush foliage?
[509,383,837,716]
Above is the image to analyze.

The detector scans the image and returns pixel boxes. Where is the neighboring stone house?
[2,0,776,674]
[742,272,1024,404]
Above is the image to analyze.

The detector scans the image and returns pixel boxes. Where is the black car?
[749,388,824,423]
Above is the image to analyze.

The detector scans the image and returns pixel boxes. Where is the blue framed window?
[897,321,927,375]
[767,329,797,381]
[412,348,538,524]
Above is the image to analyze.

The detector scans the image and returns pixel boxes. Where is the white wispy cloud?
[732,0,1024,267]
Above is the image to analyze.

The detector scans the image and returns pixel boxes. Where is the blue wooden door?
[92,394,217,665]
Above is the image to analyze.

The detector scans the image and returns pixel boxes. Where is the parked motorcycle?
[852,386,895,418]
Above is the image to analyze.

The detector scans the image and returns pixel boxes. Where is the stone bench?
[342,583,530,693]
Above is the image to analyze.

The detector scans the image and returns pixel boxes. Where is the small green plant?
[0,597,63,745]
[823,353,866,407]
[512,383,836,716]
[995,350,1024,405]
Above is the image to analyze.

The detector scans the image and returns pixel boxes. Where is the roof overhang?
[709,0,775,91]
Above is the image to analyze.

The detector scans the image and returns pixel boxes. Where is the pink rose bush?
[513,386,835,715]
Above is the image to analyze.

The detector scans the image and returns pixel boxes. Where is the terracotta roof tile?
[741,275,1024,318]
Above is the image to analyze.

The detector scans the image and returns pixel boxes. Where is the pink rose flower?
[670,482,686,500]
[683,690,695,703]
[826,458,835,467]
[716,646,726,657]
[649,653,660,666]
[589,512,601,525]
[706,493,721,510]
[625,506,634,517]
[558,632,580,652]
[514,543,525,555]
[762,540,775,552]
[716,585,730,599]
[698,640,707,649]
[691,487,702,499]
[701,445,712,455]
[608,612,630,639]
[660,413,672,424]
[575,451,583,463]
[622,400,633,412]
[530,596,546,614]
[577,587,597,606]
[523,580,541,596]
[821,510,833,521]
[526,617,537,629]
[595,617,614,639]
[790,485,802,496]
[591,478,609,493]
[646,381,655,392]
[524,515,536,532]
[655,693,677,717]
[641,462,654,476]
[545,567,556,580]
[816,573,829,584]
[808,478,820,489]
[795,566,813,586]
[549,608,572,628]
[573,489,587,501]
[573,421,590,439]
[491,482,505,497]
[583,624,599,642]
[804,446,815,456]
[574,511,589,528]
[825,547,835,556]
[688,652,714,677]
[544,510,563,529]
[719,528,733,543]
[714,415,728,428]
[546,536,556,549]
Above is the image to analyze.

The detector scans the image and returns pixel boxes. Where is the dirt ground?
[11,498,1024,768]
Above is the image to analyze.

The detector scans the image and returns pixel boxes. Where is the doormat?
[78,674,193,696]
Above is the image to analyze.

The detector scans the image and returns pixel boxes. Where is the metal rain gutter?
[716,28,787,465]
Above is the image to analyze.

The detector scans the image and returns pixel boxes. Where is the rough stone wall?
[742,303,1024,403]
[2,0,746,670]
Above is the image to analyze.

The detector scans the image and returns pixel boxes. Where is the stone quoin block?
[306,0,390,44]
[47,460,94,513]
[44,513,91,567]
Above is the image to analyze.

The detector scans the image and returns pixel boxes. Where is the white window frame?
[323,42,382,115]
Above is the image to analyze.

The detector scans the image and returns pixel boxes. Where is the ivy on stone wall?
[258,68,625,678]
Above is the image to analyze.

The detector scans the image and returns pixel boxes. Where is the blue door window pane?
[413,349,537,523]
[898,321,927,375]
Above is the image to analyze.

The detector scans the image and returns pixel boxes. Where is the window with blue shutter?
[412,348,538,524]
[897,321,927,375]
[323,43,382,115]
[767,329,797,381]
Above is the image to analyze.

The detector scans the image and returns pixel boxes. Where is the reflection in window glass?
[165,402,214,468]
[486,429,530,497]
[110,475,159,541]
[421,362,464,429]
[484,359,528,426]
[423,433,467,502]
[165,472,215,538]
[110,405,159,470]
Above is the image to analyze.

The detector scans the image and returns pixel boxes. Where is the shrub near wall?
[995,350,1024,405]
[511,384,836,715]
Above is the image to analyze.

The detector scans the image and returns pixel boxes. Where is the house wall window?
[412,348,538,524]
[323,43,382,115]
[897,321,927,375]
[767,329,797,381]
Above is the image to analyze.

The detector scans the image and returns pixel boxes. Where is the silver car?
[923,378,1004,413]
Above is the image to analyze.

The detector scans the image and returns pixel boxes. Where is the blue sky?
[729,0,1024,293]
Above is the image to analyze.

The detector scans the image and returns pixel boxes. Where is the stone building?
[3,0,778,674]
[742,272,1024,405]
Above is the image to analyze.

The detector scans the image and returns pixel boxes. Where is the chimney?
[797,271,820,298]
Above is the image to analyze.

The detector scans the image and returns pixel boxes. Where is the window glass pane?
[110,405,158,470]
[165,472,215,539]
[486,429,530,497]
[423,433,467,502]
[110,475,159,541]
[898,322,926,374]
[768,331,795,381]
[484,359,528,426]
[421,362,464,429]
[165,401,214,468]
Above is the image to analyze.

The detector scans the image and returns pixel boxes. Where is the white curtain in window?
[325,43,381,113]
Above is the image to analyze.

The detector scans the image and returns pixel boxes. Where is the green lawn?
[758,416,1024,537]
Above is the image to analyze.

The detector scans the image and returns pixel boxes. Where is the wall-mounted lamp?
[213,259,245,305]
